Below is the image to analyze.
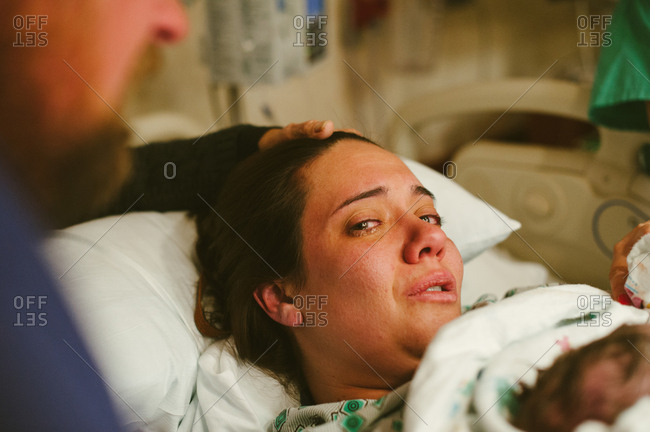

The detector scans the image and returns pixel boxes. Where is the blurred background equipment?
[203,0,327,124]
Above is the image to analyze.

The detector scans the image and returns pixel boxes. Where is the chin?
[415,310,460,351]
[42,121,132,228]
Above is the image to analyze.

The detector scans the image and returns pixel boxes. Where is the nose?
[402,215,448,264]
[152,0,189,44]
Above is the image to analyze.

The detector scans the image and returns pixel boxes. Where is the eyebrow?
[333,184,435,215]
[413,185,435,201]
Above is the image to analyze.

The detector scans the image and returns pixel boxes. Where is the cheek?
[304,225,394,282]
[445,240,464,284]
[302,234,397,313]
[96,15,151,101]
[342,256,396,303]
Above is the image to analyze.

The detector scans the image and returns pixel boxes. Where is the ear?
[253,283,303,327]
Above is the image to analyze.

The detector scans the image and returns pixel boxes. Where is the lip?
[406,270,457,303]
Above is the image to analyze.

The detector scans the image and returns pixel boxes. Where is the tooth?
[426,286,442,292]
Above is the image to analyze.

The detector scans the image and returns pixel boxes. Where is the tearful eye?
[349,219,382,237]
[420,214,443,226]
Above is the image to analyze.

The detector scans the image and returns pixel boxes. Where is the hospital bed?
[43,78,650,431]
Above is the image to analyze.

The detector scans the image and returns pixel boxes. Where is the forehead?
[302,139,421,209]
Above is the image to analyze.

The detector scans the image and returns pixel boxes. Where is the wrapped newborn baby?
[514,324,650,432]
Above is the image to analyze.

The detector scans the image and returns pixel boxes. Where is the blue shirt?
[0,168,122,431]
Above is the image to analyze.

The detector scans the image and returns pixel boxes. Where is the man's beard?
[39,120,133,228]
[1,119,133,229]
[0,25,160,229]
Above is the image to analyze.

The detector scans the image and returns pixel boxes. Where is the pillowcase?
[42,156,519,431]
[43,212,206,432]
[400,157,520,262]
[195,340,298,431]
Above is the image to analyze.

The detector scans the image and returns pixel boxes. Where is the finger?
[293,121,361,139]
[609,222,650,295]
[257,128,284,150]
[286,120,328,139]
[298,120,317,137]
[620,222,650,254]
[313,120,335,138]
[609,265,629,300]
[313,124,362,139]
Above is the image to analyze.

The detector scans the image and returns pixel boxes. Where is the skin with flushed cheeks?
[290,140,463,404]
[3,0,188,138]
[0,0,188,226]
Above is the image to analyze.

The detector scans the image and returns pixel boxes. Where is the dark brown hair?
[513,324,650,432]
[194,131,376,392]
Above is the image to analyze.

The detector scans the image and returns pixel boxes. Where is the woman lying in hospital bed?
[192,131,650,431]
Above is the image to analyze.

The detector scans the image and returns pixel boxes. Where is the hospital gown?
[271,384,407,432]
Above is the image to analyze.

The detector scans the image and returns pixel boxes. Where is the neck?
[305,377,394,404]
[297,337,418,404]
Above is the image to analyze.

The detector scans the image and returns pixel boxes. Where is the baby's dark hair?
[512,324,650,432]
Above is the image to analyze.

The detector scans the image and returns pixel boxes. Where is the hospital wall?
[122,0,610,147]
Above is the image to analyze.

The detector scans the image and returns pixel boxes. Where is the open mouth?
[407,272,457,302]
[410,284,453,295]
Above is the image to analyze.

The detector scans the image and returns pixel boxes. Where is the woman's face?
[293,139,463,389]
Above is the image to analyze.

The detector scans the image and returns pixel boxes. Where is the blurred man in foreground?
[0,1,333,429]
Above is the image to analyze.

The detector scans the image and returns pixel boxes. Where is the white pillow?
[194,340,297,432]
[400,157,520,262]
[43,212,207,431]
[42,157,519,431]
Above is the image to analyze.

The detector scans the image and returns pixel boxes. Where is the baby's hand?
[610,221,650,304]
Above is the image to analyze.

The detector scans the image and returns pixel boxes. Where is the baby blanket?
[405,284,650,432]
